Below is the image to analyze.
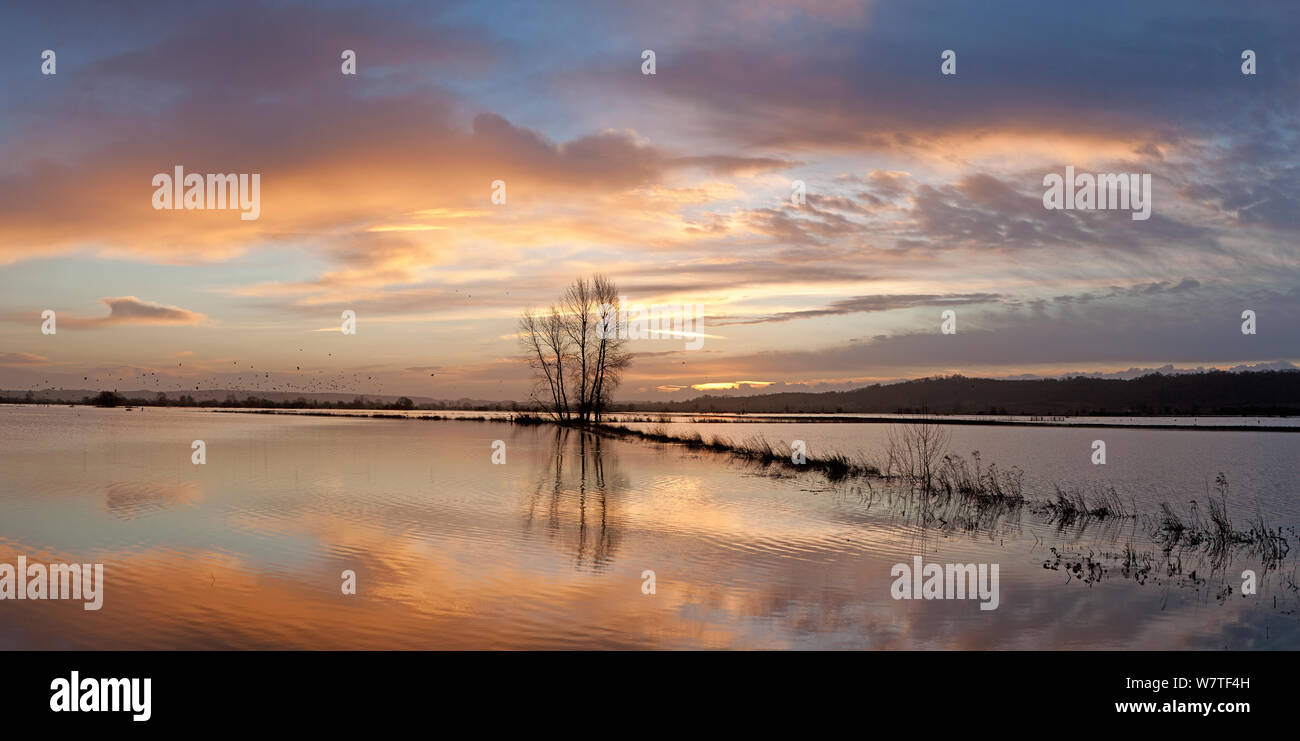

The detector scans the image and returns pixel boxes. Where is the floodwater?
[1,405,1297,649]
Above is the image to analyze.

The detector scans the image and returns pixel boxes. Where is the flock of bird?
[16,347,441,400]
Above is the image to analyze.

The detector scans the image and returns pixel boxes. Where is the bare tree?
[885,416,951,491]
[562,277,595,419]
[520,275,632,422]
[519,306,571,420]
[589,276,630,421]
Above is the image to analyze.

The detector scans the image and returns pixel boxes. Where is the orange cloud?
[691,380,775,391]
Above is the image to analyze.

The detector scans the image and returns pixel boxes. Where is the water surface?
[1,405,1296,649]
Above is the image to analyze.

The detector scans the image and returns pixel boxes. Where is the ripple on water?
[0,406,1296,649]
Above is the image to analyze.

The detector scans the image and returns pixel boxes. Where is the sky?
[0,0,1297,401]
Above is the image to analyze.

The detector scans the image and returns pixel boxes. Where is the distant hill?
[623,371,1300,416]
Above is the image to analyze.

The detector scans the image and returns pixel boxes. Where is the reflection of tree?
[523,425,625,572]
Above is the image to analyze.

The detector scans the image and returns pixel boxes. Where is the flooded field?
[1,405,1296,649]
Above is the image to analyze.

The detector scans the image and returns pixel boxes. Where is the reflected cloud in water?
[0,406,1296,649]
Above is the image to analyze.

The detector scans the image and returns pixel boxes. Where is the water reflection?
[0,405,1296,649]
[523,427,624,572]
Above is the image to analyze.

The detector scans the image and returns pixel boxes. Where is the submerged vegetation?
[1145,473,1292,571]
[586,419,874,481]
[1033,484,1131,525]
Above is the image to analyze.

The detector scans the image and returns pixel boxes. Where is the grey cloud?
[59,297,207,329]
[715,293,1003,326]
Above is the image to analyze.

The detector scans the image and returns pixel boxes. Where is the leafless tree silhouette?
[520,275,631,422]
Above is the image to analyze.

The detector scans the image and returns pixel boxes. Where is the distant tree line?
[6,370,1296,416]
[1,391,530,412]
